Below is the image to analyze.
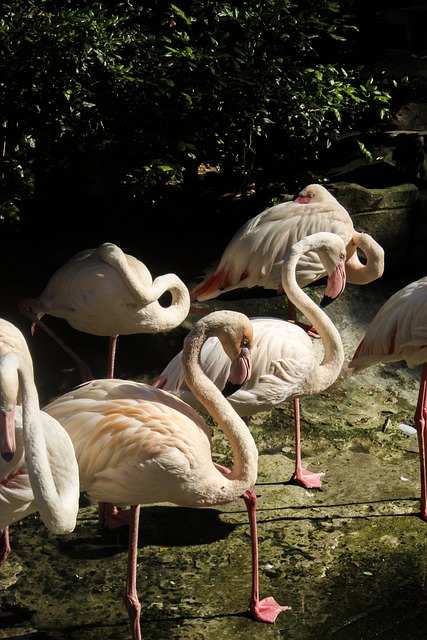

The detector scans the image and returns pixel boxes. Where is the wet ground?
[1,270,427,640]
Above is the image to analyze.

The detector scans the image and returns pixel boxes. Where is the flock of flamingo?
[1,183,426,640]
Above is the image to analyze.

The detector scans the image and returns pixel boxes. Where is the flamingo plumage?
[19,242,191,381]
[0,318,79,617]
[44,310,289,640]
[190,183,384,314]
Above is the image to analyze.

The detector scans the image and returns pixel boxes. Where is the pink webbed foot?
[248,596,290,623]
[292,468,325,489]
[99,503,132,529]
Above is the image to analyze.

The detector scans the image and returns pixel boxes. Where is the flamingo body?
[0,318,79,582]
[45,380,240,508]
[155,317,316,414]
[19,242,191,379]
[190,184,384,303]
[349,276,427,521]
[22,243,190,337]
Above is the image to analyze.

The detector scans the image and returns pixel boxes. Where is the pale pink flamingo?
[0,319,79,618]
[19,242,191,381]
[43,310,289,640]
[348,276,427,521]
[155,232,346,489]
[190,184,384,318]
[0,317,36,570]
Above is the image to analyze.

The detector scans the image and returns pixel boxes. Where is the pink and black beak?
[0,405,16,462]
[222,345,252,397]
[321,256,347,308]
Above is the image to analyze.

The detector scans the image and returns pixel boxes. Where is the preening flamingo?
[348,276,427,521]
[19,242,191,381]
[155,232,347,489]
[190,183,383,321]
[44,310,289,640]
[0,317,35,569]
[0,319,79,617]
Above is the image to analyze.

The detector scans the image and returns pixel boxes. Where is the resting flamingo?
[0,317,36,569]
[155,232,347,489]
[18,242,191,381]
[190,183,384,317]
[348,276,427,521]
[43,310,289,640]
[0,319,79,617]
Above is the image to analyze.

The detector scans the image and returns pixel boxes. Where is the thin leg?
[0,526,10,567]
[415,363,427,521]
[0,527,14,618]
[243,489,289,622]
[18,301,93,383]
[124,505,142,640]
[291,397,324,489]
[107,335,118,379]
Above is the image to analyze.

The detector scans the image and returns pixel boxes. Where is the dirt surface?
[0,270,426,640]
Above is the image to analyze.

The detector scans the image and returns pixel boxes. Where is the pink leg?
[18,301,93,383]
[124,505,142,640]
[291,397,324,489]
[107,335,118,379]
[415,364,427,521]
[0,526,10,567]
[243,489,289,622]
[0,527,14,618]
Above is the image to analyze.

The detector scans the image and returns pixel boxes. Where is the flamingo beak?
[0,405,16,462]
[321,256,347,308]
[222,346,252,397]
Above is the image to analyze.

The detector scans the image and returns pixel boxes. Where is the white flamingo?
[348,276,427,521]
[19,242,191,380]
[44,310,289,640]
[155,232,346,489]
[0,319,79,617]
[190,184,384,313]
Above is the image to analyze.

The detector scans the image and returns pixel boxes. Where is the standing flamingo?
[190,183,384,315]
[0,317,36,569]
[0,319,79,617]
[44,310,289,640]
[18,242,191,381]
[348,276,427,521]
[155,232,347,489]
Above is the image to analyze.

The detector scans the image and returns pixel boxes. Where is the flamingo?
[0,319,79,617]
[43,310,289,640]
[154,232,347,489]
[18,242,191,381]
[348,276,427,521]
[0,317,36,568]
[190,183,383,323]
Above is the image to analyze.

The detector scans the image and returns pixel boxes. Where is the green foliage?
[0,1,402,222]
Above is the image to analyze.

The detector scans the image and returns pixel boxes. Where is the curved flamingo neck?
[181,316,258,500]
[345,232,385,285]
[282,236,345,394]
[5,352,77,534]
